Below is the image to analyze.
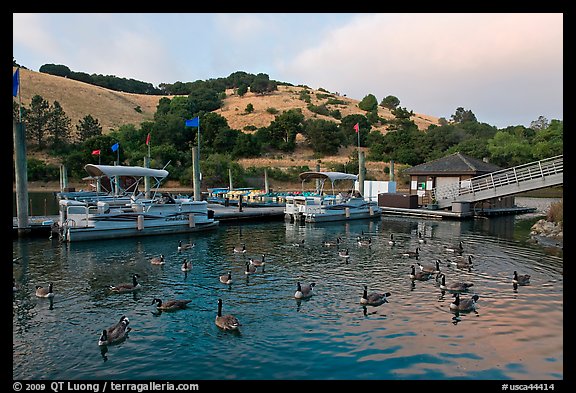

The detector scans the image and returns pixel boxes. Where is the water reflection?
[13,209,563,380]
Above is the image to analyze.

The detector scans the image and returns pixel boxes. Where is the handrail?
[431,155,563,203]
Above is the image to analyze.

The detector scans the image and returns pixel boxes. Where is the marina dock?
[12,203,286,237]
[12,203,537,238]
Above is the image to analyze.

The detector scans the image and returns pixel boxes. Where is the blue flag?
[111,142,119,152]
[13,68,19,97]
[185,117,199,127]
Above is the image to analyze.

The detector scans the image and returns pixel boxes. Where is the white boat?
[55,164,218,242]
[284,171,382,223]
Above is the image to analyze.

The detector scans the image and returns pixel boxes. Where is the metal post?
[264,168,269,194]
[229,168,234,191]
[13,120,30,234]
[192,145,201,201]
[144,156,151,199]
[358,151,365,197]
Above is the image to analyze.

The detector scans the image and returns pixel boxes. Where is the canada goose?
[323,237,341,247]
[450,293,479,312]
[219,271,232,285]
[233,243,246,253]
[410,264,432,281]
[245,261,257,275]
[418,259,441,275]
[418,232,426,244]
[215,298,241,331]
[357,236,372,247]
[292,239,305,247]
[401,247,420,258]
[249,254,266,267]
[178,240,194,252]
[151,298,192,311]
[180,259,192,272]
[339,249,350,259]
[98,315,131,346]
[513,271,531,286]
[360,285,391,306]
[438,273,474,292]
[110,274,142,293]
[294,281,316,299]
[388,234,396,246]
[35,283,55,298]
[451,255,474,269]
[445,241,464,254]
[150,255,165,265]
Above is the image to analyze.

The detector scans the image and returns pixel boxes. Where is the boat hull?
[58,198,219,242]
[303,209,382,223]
[285,199,383,223]
[64,221,219,242]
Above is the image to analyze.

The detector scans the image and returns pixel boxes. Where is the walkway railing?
[431,155,563,208]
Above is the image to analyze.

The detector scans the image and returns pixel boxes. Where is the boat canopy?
[298,171,358,183]
[84,164,169,179]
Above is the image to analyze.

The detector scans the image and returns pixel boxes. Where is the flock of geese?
[17,229,533,347]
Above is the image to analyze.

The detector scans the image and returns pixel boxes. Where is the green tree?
[237,83,248,97]
[245,103,254,114]
[25,95,50,149]
[340,114,370,147]
[39,63,71,78]
[303,119,342,155]
[250,73,277,94]
[199,112,232,155]
[46,101,71,149]
[487,131,533,167]
[265,109,304,151]
[380,95,400,110]
[388,107,416,132]
[529,115,550,131]
[531,119,563,159]
[76,115,103,141]
[451,107,477,123]
[232,132,261,158]
[358,94,378,111]
[187,86,223,113]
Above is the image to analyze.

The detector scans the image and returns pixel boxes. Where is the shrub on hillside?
[27,158,59,181]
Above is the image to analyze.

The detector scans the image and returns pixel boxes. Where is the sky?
[13,13,563,129]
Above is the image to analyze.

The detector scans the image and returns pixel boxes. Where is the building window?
[417,176,427,190]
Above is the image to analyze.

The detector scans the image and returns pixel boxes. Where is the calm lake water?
[13,197,563,381]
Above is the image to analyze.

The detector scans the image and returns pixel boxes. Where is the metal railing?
[431,155,563,206]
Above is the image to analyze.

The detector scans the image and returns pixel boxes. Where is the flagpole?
[17,67,22,123]
[357,125,360,153]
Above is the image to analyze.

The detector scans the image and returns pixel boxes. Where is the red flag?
[353,123,359,133]
[91,149,101,155]
[146,133,151,146]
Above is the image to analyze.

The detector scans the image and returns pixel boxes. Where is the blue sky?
[13,13,563,129]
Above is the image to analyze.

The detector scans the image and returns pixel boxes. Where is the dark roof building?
[403,152,502,176]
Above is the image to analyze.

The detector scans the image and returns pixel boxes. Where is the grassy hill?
[14,67,440,189]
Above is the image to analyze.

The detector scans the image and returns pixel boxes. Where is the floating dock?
[12,204,537,238]
[12,203,286,238]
